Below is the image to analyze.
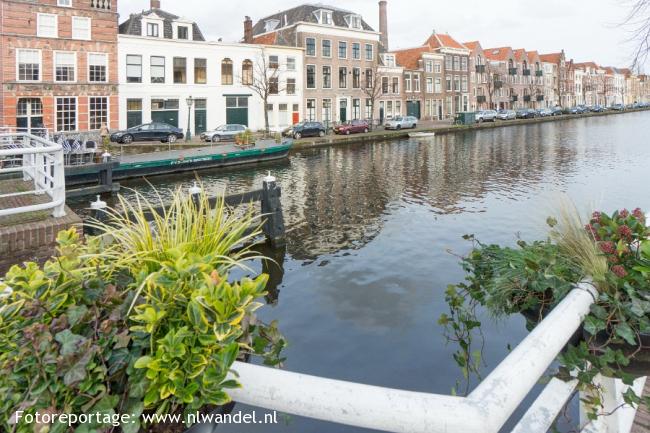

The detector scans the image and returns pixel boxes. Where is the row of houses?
[1,0,650,136]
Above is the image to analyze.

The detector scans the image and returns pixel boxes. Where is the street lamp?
[185,95,194,142]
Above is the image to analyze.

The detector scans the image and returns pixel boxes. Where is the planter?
[585,329,650,378]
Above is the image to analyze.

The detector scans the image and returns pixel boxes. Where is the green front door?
[151,110,179,127]
[339,100,347,123]
[226,96,249,127]
[407,100,421,119]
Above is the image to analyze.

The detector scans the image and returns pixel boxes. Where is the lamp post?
[185,95,194,142]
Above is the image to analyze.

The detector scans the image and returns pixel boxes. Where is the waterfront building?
[483,47,517,110]
[464,41,489,111]
[539,51,574,108]
[377,52,404,123]
[247,3,384,125]
[0,0,119,133]
[118,1,302,134]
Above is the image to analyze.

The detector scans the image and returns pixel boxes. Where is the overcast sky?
[119,0,646,70]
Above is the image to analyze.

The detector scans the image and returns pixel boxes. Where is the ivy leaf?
[67,305,89,327]
[55,329,87,356]
[583,316,605,336]
[615,323,637,346]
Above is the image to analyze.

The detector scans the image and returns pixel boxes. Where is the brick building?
[0,0,119,134]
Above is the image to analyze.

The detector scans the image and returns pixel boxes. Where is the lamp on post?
[185,95,194,142]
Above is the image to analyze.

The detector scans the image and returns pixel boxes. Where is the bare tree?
[360,62,383,131]
[481,63,498,109]
[623,0,650,70]
[243,49,285,134]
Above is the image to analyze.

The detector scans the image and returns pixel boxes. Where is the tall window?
[338,41,347,59]
[434,77,441,93]
[173,57,186,83]
[17,49,40,81]
[287,78,296,95]
[425,61,433,73]
[287,57,296,71]
[352,43,360,60]
[88,53,107,82]
[426,77,433,93]
[365,68,373,88]
[269,55,279,69]
[306,99,316,120]
[56,97,76,132]
[37,13,57,38]
[54,52,75,82]
[413,74,420,92]
[322,99,332,124]
[126,99,142,128]
[461,75,468,92]
[323,66,332,88]
[352,68,360,88]
[242,60,253,85]
[365,99,372,118]
[445,56,452,70]
[89,97,108,130]
[446,76,451,91]
[352,98,360,120]
[306,38,316,56]
[72,16,91,40]
[365,44,373,61]
[382,76,389,94]
[461,57,468,71]
[392,77,399,93]
[322,40,331,58]
[177,26,188,39]
[126,55,142,83]
[269,77,279,94]
[339,67,347,88]
[453,56,460,71]
[194,58,207,84]
[405,74,411,92]
[150,56,165,83]
[221,58,233,85]
[435,62,441,73]
[306,65,316,89]
[147,22,159,37]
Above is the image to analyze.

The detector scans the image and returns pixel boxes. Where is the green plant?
[235,129,254,145]
[1,187,286,433]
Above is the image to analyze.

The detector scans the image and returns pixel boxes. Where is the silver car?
[384,116,418,130]
[200,124,247,142]
[476,110,498,122]
[496,110,517,120]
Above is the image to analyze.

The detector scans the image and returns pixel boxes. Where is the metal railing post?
[51,144,66,217]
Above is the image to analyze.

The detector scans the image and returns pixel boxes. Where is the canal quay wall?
[292,108,650,151]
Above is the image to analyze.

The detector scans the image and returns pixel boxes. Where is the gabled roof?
[251,4,374,36]
[574,61,599,70]
[462,41,482,52]
[424,33,467,50]
[119,8,205,41]
[539,53,563,63]
[392,46,432,69]
[251,32,278,45]
[484,47,514,62]
[527,50,541,62]
[513,48,528,62]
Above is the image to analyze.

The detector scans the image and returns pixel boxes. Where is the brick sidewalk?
[632,379,650,433]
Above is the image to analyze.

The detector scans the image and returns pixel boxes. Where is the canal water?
[72,111,650,432]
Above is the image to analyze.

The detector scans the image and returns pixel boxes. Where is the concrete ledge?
[291,108,650,151]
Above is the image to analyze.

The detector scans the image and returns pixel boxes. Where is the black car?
[550,106,563,116]
[283,122,326,139]
[515,109,536,119]
[110,122,184,144]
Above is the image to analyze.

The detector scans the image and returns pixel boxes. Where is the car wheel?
[212,135,220,143]
[346,130,351,135]
[319,130,325,137]
[167,134,177,143]
[364,128,369,133]
[294,132,302,139]
[122,134,133,144]
[412,124,417,129]
[396,125,402,130]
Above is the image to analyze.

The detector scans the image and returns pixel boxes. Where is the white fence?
[227,282,646,433]
[0,132,66,218]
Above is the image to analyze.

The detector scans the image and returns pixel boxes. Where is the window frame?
[150,56,166,84]
[146,22,160,38]
[16,49,42,82]
[221,58,233,85]
[71,16,91,40]
[126,54,142,83]
[305,37,316,57]
[194,58,207,84]
[37,13,58,38]
[88,96,109,130]
[306,64,316,89]
[88,52,108,83]
[57,0,72,6]
[365,43,373,61]
[338,41,348,59]
[53,51,77,83]
[55,96,78,132]
[322,39,332,58]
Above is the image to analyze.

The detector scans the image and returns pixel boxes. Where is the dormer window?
[177,26,188,40]
[383,54,395,67]
[265,19,280,32]
[346,14,361,29]
[314,10,333,25]
[147,22,159,37]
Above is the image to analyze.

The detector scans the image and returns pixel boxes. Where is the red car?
[333,119,370,135]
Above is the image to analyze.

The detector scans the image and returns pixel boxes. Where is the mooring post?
[99,152,113,193]
[189,181,201,208]
[88,195,108,236]
[261,172,286,248]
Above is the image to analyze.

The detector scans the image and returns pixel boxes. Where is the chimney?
[150,0,160,9]
[244,16,253,44]
[378,0,388,51]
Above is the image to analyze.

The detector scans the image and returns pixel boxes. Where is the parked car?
[110,122,184,144]
[515,109,536,119]
[538,108,553,117]
[200,124,247,143]
[282,122,326,139]
[384,116,418,130]
[610,104,625,111]
[566,106,581,114]
[476,110,498,122]
[496,109,517,120]
[590,105,604,113]
[334,119,370,135]
[550,106,564,116]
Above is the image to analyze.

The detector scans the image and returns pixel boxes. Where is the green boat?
[65,139,292,184]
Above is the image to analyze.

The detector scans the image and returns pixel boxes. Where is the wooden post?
[99,153,113,193]
[261,172,285,248]
[87,195,108,236]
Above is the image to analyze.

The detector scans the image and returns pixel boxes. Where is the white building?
[117,4,303,135]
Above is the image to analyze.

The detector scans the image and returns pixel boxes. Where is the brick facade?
[0,0,119,133]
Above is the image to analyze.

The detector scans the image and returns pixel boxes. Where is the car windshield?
[394,117,404,121]
[215,125,227,131]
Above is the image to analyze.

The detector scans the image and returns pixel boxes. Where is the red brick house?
[0,0,119,134]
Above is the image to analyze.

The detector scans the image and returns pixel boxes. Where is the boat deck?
[120,141,281,165]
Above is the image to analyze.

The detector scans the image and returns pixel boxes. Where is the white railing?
[226,282,647,433]
[0,132,66,218]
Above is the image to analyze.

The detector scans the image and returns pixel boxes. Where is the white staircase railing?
[226,282,647,433]
[0,132,66,218]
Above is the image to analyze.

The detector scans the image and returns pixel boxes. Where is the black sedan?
[282,122,326,139]
[515,109,537,119]
[110,122,184,144]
